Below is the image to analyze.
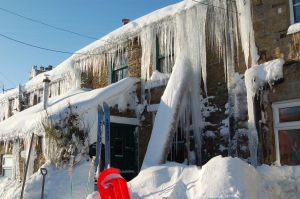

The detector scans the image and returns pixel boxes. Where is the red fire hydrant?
[97,168,130,199]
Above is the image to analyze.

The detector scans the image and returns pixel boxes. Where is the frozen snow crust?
[2,156,300,199]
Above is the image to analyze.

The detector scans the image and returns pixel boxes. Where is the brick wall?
[252,0,300,62]
[128,38,142,78]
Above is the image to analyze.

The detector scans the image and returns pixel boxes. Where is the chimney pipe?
[122,18,130,25]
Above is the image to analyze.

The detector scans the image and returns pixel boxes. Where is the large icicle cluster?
[142,0,259,167]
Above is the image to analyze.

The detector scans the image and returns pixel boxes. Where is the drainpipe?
[42,75,51,110]
[18,84,22,111]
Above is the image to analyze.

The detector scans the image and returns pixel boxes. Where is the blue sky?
[0,0,181,90]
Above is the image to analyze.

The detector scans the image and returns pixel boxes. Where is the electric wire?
[0,32,103,55]
[0,71,16,87]
[0,6,97,40]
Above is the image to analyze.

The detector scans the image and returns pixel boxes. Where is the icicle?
[12,140,21,180]
[235,0,259,67]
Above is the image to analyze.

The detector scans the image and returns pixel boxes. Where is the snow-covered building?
[0,0,300,184]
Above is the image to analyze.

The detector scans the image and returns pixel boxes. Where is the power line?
[192,0,240,14]
[0,32,101,55]
[0,6,98,40]
[0,71,16,87]
[0,32,133,56]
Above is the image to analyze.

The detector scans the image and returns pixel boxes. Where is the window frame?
[289,0,300,24]
[110,51,128,83]
[155,36,175,74]
[272,99,300,165]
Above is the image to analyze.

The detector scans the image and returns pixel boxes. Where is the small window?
[273,100,300,165]
[290,0,300,24]
[111,51,128,83]
[2,155,13,178]
[156,36,175,74]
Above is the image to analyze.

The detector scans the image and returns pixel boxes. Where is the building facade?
[0,0,300,181]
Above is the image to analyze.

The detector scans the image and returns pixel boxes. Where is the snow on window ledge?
[287,23,300,35]
[145,70,170,89]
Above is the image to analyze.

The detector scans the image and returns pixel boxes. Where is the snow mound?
[2,156,300,199]
[130,156,271,199]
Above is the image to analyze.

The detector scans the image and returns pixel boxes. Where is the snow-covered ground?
[131,156,300,199]
[0,161,94,199]
[1,156,300,199]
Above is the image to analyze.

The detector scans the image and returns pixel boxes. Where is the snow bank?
[2,155,300,199]
[287,23,300,35]
[0,77,138,142]
[142,56,192,169]
[131,156,300,199]
[130,156,273,199]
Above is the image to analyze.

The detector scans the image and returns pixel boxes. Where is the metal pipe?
[20,133,34,199]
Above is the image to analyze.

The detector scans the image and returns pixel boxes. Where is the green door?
[110,123,137,181]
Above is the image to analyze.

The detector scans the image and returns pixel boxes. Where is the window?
[2,155,13,178]
[272,100,300,165]
[156,36,175,74]
[111,51,128,83]
[290,0,300,24]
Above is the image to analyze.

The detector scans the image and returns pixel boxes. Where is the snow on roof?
[0,77,138,141]
[287,23,300,35]
[0,59,78,103]
[0,0,198,101]
[72,0,198,57]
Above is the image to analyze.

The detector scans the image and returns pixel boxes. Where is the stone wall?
[128,38,142,78]
[261,61,300,164]
[252,0,300,62]
[81,62,108,89]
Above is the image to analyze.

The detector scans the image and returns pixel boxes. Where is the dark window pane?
[293,0,300,4]
[114,139,123,157]
[278,129,300,165]
[279,106,300,123]
[294,5,300,23]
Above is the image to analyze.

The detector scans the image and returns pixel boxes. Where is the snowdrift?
[130,156,300,199]
[1,156,300,198]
